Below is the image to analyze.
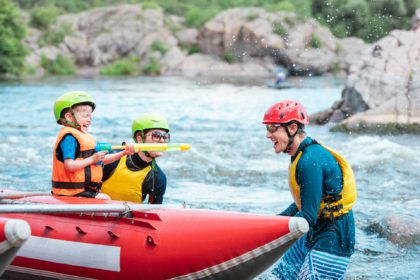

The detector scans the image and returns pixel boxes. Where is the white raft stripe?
[169,230,302,280]
[7,265,96,280]
[16,236,121,272]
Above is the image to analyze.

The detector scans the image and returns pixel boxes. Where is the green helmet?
[53,91,96,124]
[132,113,170,141]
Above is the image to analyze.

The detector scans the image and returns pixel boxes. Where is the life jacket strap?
[86,182,102,192]
[52,181,102,192]
[321,201,344,220]
[77,149,95,159]
[323,194,342,204]
[52,181,85,189]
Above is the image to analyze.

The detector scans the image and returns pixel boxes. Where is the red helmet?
[262,100,309,125]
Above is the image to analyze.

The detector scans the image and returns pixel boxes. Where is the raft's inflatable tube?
[0,192,308,279]
[0,218,31,275]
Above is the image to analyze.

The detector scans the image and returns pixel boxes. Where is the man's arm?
[294,158,323,227]
[279,203,298,216]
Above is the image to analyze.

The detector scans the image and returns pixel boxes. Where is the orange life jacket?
[51,127,102,196]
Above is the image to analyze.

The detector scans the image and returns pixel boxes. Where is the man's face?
[142,129,170,158]
[69,105,92,133]
[265,124,289,154]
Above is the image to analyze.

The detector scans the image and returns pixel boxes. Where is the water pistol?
[95,142,191,153]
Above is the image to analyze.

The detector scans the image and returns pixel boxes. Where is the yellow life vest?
[101,155,152,203]
[289,142,357,219]
[52,127,103,196]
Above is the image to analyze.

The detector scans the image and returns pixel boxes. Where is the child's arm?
[64,151,107,172]
[103,144,135,165]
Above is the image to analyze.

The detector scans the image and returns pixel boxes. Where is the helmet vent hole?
[280,113,285,119]
[301,113,306,119]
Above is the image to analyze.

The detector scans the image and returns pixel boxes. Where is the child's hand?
[92,151,107,163]
[123,143,135,155]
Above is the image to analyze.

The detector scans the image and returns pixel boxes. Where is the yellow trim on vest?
[289,144,357,218]
[101,156,152,203]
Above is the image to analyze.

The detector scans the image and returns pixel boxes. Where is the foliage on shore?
[2,0,419,78]
[13,0,418,43]
[0,0,28,78]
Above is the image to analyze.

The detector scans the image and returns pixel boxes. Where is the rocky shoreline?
[24,5,365,78]
[22,5,420,134]
[312,9,420,134]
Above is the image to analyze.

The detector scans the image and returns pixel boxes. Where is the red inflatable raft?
[0,190,308,279]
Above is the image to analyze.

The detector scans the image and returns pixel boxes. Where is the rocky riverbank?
[23,5,366,78]
[312,9,420,134]
[22,4,420,133]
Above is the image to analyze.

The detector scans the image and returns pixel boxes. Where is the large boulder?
[367,215,420,247]
[198,7,339,75]
[24,4,179,74]
[313,10,420,133]
[71,5,177,67]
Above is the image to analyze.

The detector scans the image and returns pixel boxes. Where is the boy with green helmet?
[52,91,134,198]
[101,113,170,204]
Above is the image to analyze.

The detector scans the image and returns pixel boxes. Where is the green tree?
[312,0,418,42]
[0,0,28,77]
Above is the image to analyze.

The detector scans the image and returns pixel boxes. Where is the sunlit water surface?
[0,76,419,279]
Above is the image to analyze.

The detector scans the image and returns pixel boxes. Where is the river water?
[0,76,419,279]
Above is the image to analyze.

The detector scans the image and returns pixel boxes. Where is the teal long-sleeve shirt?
[281,137,355,257]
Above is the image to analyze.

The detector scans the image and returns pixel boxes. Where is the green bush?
[272,21,288,37]
[41,54,76,75]
[308,35,322,48]
[142,1,161,10]
[265,1,295,13]
[142,57,161,75]
[100,56,140,75]
[30,6,60,30]
[187,44,201,54]
[284,16,297,27]
[150,40,168,55]
[38,24,72,47]
[223,51,236,64]
[185,6,218,27]
[24,64,37,75]
[12,0,420,44]
[329,61,341,74]
[14,0,90,12]
[312,0,418,42]
[0,0,28,78]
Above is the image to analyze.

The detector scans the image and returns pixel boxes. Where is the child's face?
[71,105,93,133]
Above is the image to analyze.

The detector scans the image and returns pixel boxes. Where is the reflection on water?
[0,76,419,279]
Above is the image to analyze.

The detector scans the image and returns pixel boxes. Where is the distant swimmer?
[274,66,287,86]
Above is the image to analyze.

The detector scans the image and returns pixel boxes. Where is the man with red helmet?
[263,100,357,279]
